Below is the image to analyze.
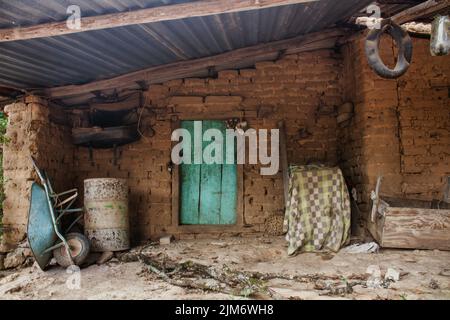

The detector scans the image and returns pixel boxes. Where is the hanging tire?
[53,233,90,268]
[365,20,413,79]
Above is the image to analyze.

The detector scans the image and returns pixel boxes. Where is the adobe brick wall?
[1,96,75,252]
[3,36,447,248]
[75,49,343,243]
[397,39,450,199]
[339,34,450,234]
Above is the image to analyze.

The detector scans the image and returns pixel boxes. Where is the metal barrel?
[84,178,130,252]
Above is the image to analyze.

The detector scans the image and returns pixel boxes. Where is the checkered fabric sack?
[283,165,351,255]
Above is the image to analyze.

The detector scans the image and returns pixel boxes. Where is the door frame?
[170,115,244,234]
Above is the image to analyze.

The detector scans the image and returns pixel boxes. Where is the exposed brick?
[218,70,238,79]
[168,96,204,105]
[4,37,446,249]
[2,99,75,251]
[338,35,450,237]
[204,96,243,105]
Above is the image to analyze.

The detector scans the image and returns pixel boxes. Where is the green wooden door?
[180,120,237,225]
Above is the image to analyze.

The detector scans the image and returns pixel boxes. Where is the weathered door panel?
[180,121,201,224]
[180,120,237,225]
[220,163,237,224]
[199,120,222,224]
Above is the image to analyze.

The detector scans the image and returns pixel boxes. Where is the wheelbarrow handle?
[30,156,47,186]
[30,156,75,266]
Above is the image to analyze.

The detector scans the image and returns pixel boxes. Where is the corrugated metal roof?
[0,0,374,90]
[0,0,191,28]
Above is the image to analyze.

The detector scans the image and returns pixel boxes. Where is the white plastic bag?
[430,15,450,56]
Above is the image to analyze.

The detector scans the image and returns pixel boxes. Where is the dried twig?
[138,253,267,297]
[137,252,369,299]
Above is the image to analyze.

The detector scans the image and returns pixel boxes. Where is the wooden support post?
[277,120,289,207]
[443,176,450,203]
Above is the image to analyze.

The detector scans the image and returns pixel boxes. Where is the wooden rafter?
[354,0,450,36]
[0,0,318,42]
[393,0,450,24]
[43,29,345,98]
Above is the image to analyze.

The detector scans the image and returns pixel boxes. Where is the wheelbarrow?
[27,157,90,270]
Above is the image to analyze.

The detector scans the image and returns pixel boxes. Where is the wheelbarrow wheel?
[53,233,90,268]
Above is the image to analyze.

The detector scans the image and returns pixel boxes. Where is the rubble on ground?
[137,250,369,298]
[96,252,114,265]
[159,235,173,245]
[2,241,34,270]
[1,237,449,300]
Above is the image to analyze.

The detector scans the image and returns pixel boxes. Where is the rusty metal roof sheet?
[0,0,375,90]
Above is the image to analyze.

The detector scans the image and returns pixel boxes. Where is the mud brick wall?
[75,49,343,243]
[1,96,75,251]
[339,35,450,233]
[397,40,450,199]
[3,38,447,248]
[339,35,403,216]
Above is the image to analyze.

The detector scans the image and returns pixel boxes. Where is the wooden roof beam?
[393,0,450,24]
[44,28,345,98]
[0,0,318,42]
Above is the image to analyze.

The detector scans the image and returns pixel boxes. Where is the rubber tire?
[365,20,413,79]
[53,233,90,268]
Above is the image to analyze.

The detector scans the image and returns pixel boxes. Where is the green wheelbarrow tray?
[27,157,84,270]
[27,182,58,270]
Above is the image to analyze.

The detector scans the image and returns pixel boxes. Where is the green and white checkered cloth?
[283,165,351,255]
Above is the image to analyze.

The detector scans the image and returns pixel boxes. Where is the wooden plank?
[393,0,450,25]
[171,119,181,227]
[444,176,450,203]
[220,164,238,224]
[0,0,318,42]
[220,120,237,225]
[199,120,222,224]
[165,222,258,235]
[277,120,289,207]
[179,121,201,225]
[382,196,450,209]
[89,92,141,112]
[355,17,432,35]
[381,208,450,250]
[44,29,345,98]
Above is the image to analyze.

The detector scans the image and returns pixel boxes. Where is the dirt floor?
[0,236,449,300]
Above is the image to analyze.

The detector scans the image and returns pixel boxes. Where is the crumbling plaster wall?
[1,96,75,251]
[339,35,450,233]
[75,49,343,243]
